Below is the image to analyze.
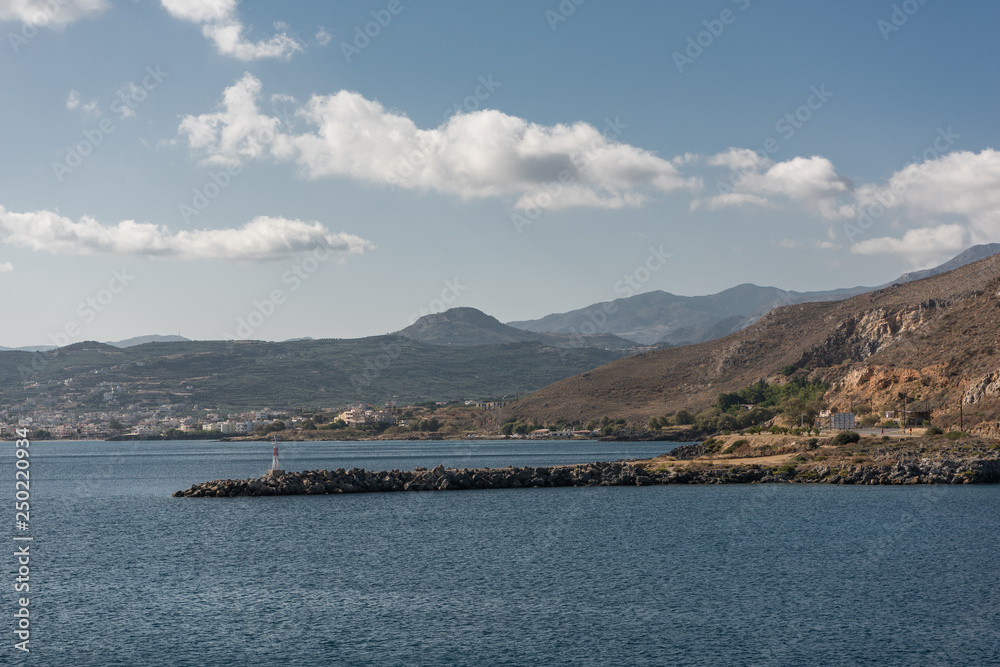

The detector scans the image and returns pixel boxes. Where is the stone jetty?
[173,456,1000,497]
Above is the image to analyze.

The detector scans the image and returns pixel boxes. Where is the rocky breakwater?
[173,453,1000,497]
[174,462,662,498]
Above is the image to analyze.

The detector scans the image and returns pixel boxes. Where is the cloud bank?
[174,76,1000,264]
[177,73,700,210]
[0,207,373,261]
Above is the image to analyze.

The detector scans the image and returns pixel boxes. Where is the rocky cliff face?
[513,253,1000,428]
[964,371,1000,405]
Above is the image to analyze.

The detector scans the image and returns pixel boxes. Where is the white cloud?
[848,149,1000,261]
[315,27,332,46]
[0,262,12,272]
[160,0,301,61]
[697,152,850,217]
[0,0,108,26]
[176,73,281,166]
[67,89,100,117]
[0,206,373,261]
[852,224,969,263]
[707,147,770,172]
[177,74,700,210]
[160,0,234,23]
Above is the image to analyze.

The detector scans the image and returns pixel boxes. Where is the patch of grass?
[722,438,749,454]
[946,431,968,440]
[703,437,723,454]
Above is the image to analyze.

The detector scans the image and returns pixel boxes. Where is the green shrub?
[722,439,749,454]
[806,438,819,448]
[833,431,861,446]
[946,431,967,440]
[925,426,944,435]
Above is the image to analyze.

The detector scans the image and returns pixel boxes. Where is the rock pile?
[173,456,1000,497]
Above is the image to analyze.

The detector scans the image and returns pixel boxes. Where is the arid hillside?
[512,254,1000,429]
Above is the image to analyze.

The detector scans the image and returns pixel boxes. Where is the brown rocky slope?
[511,254,1000,428]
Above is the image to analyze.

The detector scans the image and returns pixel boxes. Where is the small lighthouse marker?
[268,434,284,477]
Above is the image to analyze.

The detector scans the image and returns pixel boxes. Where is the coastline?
[174,435,1000,497]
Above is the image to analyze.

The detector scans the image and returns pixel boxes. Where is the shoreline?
[174,444,1000,497]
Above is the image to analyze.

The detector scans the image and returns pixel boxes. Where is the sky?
[1,0,998,347]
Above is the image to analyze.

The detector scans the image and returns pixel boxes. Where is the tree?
[108,419,126,432]
[674,409,695,425]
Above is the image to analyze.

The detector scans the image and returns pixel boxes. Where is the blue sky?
[1,0,999,346]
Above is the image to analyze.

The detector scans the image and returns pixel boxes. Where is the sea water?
[2,440,999,666]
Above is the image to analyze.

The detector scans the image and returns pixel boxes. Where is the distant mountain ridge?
[107,335,191,348]
[395,307,642,351]
[507,244,1000,346]
[512,251,1000,427]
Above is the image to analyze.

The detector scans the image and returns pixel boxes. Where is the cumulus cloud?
[848,149,1000,261]
[314,27,332,46]
[0,206,373,261]
[177,74,699,210]
[66,89,100,116]
[160,0,301,61]
[0,262,12,272]
[695,150,850,218]
[0,0,108,26]
[852,224,969,263]
[176,73,280,166]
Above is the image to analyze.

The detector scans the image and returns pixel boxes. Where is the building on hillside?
[339,407,396,426]
[832,412,856,430]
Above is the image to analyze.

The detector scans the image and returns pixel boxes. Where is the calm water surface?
[2,439,999,666]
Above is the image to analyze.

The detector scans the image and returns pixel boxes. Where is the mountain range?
[511,250,1000,429]
[507,243,1000,347]
[395,307,643,351]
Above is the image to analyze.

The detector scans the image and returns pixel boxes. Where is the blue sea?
[3,439,1000,666]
